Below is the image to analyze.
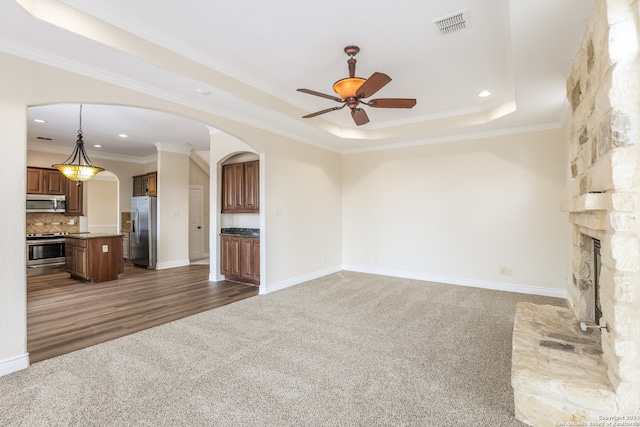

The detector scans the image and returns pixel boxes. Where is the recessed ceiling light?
[33,119,46,123]
[196,88,211,95]
[93,144,102,148]
[478,90,491,97]
[118,134,128,138]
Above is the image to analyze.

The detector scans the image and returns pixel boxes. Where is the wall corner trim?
[0,354,30,377]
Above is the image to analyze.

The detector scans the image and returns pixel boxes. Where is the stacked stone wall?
[565,0,640,414]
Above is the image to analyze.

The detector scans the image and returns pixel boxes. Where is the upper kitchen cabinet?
[26,166,84,215]
[222,160,259,213]
[65,179,83,216]
[27,167,65,195]
[133,172,157,197]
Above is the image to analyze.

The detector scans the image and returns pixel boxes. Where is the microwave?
[26,194,66,213]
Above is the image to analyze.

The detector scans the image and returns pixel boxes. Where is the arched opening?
[25,103,261,363]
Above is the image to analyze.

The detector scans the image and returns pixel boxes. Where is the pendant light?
[52,105,105,181]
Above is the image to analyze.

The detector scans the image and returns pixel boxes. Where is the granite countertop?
[220,228,260,237]
[67,233,124,239]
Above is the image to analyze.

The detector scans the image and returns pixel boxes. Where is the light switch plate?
[102,245,109,252]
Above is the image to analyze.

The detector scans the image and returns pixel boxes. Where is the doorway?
[189,185,205,261]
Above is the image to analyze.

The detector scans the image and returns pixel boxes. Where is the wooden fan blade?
[356,72,391,98]
[302,104,346,118]
[367,98,417,108]
[297,88,343,102]
[351,108,369,126]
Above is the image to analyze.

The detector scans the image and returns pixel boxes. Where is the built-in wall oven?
[26,233,67,276]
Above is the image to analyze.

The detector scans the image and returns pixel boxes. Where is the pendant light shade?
[52,105,104,181]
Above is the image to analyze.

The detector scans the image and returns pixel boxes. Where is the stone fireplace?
[512,1,640,425]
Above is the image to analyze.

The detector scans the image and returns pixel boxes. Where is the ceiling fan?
[297,46,417,126]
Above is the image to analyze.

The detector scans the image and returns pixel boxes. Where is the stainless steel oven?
[26,233,67,276]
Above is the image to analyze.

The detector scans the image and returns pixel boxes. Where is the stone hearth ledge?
[512,302,617,426]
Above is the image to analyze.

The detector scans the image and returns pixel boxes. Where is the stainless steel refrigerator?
[130,196,157,269]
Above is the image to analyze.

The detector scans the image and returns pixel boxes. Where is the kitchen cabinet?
[26,167,65,195]
[65,179,83,215]
[26,167,84,215]
[243,161,259,211]
[66,238,88,279]
[133,172,157,197]
[146,172,157,196]
[220,235,259,285]
[66,234,124,283]
[221,160,259,213]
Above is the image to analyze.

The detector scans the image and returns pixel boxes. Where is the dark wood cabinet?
[66,238,88,279]
[146,172,157,196]
[221,161,259,213]
[65,179,83,215]
[44,169,65,195]
[222,163,244,212]
[27,167,84,215]
[220,235,259,285]
[221,235,241,277]
[26,168,44,194]
[133,175,143,196]
[133,172,157,196]
[66,235,124,283]
[243,161,259,211]
[27,167,65,195]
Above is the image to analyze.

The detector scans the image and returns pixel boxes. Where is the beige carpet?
[0,271,562,426]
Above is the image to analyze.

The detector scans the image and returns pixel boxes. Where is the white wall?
[0,100,28,373]
[262,138,343,291]
[86,176,118,234]
[342,129,571,296]
[157,146,191,269]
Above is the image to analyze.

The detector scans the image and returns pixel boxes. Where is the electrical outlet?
[275,208,283,216]
[500,267,513,276]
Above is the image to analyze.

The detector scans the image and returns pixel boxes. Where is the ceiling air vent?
[432,10,471,36]
[36,136,53,141]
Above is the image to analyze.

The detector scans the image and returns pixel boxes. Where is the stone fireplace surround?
[511,1,640,425]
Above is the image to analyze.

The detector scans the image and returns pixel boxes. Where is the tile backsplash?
[26,213,79,234]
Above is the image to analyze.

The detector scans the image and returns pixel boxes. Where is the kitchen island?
[66,234,124,283]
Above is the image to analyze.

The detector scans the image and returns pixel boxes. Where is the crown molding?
[342,122,564,154]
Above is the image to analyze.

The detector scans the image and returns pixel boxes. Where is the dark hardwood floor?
[27,262,259,363]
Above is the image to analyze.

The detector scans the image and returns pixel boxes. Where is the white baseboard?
[261,265,342,295]
[210,273,225,282]
[156,259,190,270]
[342,265,569,299]
[0,354,29,377]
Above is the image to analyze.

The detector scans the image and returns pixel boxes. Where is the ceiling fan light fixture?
[333,77,366,99]
[52,105,105,182]
[298,46,416,126]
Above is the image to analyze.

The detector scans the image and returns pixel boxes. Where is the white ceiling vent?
[432,10,471,36]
